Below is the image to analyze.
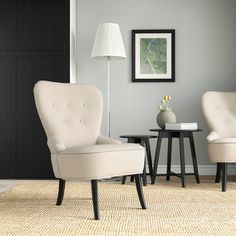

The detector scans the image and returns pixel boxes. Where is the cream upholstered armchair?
[33,81,146,220]
[202,91,236,192]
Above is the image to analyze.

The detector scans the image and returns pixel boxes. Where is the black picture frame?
[132,29,175,82]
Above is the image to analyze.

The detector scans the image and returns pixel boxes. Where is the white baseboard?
[146,165,236,176]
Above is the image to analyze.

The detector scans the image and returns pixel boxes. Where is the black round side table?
[150,129,202,188]
[120,135,157,186]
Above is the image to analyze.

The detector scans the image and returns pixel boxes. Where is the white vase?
[156,110,176,129]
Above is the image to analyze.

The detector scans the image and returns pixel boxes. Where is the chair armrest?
[47,136,65,153]
[207,131,220,142]
[96,135,122,144]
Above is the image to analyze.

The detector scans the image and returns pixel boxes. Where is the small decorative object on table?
[165,123,198,130]
[156,95,176,128]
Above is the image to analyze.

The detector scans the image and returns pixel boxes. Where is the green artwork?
[140,38,167,74]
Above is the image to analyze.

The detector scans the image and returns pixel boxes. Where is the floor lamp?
[91,23,126,137]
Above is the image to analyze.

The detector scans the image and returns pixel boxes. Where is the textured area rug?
[0,179,236,236]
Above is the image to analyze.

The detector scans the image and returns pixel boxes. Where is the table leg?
[142,158,147,186]
[179,133,186,188]
[189,133,200,184]
[144,138,153,183]
[128,138,139,183]
[152,132,163,184]
[140,138,147,186]
[166,137,172,181]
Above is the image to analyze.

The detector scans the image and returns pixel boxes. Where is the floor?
[0,179,24,193]
[1,175,235,192]
[0,178,118,193]
[1,176,236,236]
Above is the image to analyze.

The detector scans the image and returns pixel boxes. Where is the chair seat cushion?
[208,142,236,163]
[211,138,236,144]
[61,143,144,154]
[52,144,145,180]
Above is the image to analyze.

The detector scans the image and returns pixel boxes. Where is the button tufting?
[222,118,229,123]
[83,103,88,108]
[52,102,56,106]
[66,104,70,108]
[79,119,85,123]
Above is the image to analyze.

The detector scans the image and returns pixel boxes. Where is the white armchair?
[33,81,146,219]
[202,91,236,191]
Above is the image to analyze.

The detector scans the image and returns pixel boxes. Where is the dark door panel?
[0,54,10,111]
[16,120,53,179]
[0,54,13,178]
[14,52,69,178]
[15,52,69,112]
[15,0,69,51]
[0,0,69,179]
[0,122,12,178]
[0,0,14,50]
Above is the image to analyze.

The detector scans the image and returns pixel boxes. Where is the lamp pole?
[107,56,111,137]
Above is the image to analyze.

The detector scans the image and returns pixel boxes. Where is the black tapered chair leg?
[121,176,126,184]
[215,163,222,183]
[130,176,134,182]
[222,163,227,192]
[134,174,147,209]
[91,180,100,220]
[56,179,65,206]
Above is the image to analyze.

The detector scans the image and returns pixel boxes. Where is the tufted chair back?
[34,81,103,153]
[202,91,236,138]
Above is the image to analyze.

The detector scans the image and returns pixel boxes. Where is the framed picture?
[132,29,175,82]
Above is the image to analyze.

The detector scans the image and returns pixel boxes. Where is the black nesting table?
[150,129,202,188]
[120,135,157,186]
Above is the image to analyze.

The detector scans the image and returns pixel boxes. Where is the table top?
[149,129,202,132]
[120,135,157,139]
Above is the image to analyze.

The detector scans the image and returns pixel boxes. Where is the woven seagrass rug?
[0,178,236,236]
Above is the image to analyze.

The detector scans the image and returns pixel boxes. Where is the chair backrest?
[34,81,103,152]
[202,91,236,138]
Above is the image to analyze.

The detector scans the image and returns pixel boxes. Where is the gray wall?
[76,0,236,172]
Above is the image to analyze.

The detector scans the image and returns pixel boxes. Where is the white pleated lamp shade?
[91,23,127,60]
